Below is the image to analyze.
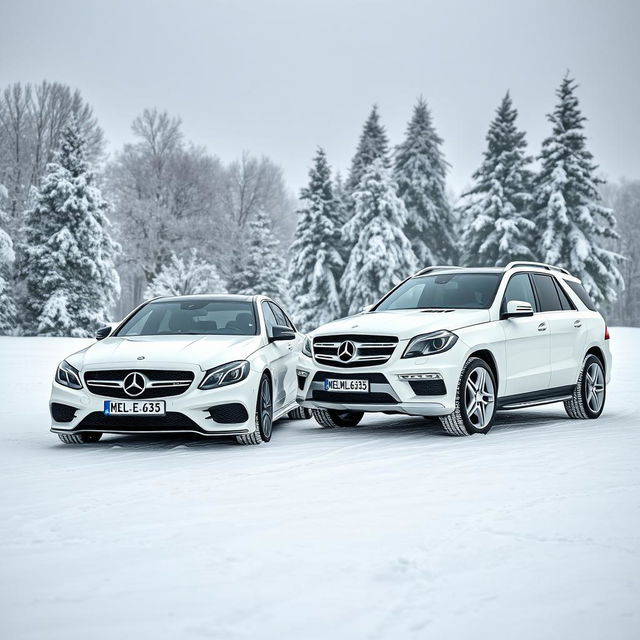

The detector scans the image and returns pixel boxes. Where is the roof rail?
[413,265,464,277]
[505,261,571,276]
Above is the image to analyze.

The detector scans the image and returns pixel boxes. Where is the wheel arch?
[467,348,499,388]
[585,346,605,373]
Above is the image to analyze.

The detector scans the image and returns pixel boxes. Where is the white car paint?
[298,264,611,424]
[50,294,304,442]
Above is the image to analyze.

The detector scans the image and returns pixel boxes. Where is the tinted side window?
[566,281,597,311]
[261,302,278,334]
[553,279,575,311]
[532,274,562,312]
[269,302,294,329]
[502,273,537,313]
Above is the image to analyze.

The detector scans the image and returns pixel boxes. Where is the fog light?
[397,373,443,380]
[296,369,310,378]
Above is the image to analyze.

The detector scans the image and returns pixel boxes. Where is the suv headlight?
[56,360,83,389]
[402,330,458,359]
[302,336,312,357]
[199,361,250,390]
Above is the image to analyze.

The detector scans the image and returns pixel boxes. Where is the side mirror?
[361,304,373,313]
[269,325,296,342]
[503,300,534,319]
[95,325,113,341]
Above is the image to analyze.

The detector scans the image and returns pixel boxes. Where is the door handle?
[574,320,582,328]
[538,322,547,332]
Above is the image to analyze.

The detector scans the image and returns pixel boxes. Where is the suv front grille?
[313,334,398,368]
[84,369,195,399]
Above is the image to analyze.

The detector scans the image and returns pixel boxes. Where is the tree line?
[0,76,637,336]
[288,75,628,330]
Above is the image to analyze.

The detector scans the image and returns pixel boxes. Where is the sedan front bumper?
[50,367,261,436]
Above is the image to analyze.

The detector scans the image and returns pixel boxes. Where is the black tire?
[439,357,497,436]
[312,408,364,428]
[565,354,606,419]
[58,432,102,444]
[237,373,273,445]
[288,406,312,420]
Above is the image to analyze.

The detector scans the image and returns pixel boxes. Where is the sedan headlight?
[199,361,250,390]
[302,336,312,357]
[402,330,458,359]
[56,360,83,389]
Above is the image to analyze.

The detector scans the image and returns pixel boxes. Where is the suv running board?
[497,385,576,410]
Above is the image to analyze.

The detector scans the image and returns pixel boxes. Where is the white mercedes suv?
[297,263,611,436]
[50,295,306,445]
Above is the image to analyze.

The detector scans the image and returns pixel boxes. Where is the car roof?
[149,293,257,304]
[411,264,581,283]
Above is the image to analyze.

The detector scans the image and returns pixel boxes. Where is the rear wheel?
[58,432,102,444]
[237,374,273,445]
[312,409,363,428]
[565,354,606,419]
[440,357,496,436]
[288,406,312,420]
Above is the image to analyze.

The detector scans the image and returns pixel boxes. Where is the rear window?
[565,281,597,311]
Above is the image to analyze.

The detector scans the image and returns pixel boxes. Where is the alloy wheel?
[585,361,605,414]
[464,366,495,430]
[260,377,273,439]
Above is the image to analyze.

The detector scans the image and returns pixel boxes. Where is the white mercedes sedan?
[50,294,306,445]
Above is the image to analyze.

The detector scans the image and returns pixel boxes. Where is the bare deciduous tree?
[0,81,104,229]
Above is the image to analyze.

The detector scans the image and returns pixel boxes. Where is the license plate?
[324,379,369,392]
[104,400,166,416]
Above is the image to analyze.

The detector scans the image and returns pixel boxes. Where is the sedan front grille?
[84,369,195,399]
[313,334,398,368]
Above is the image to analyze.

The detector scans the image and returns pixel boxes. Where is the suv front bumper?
[296,347,465,417]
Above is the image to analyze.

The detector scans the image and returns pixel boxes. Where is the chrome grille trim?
[313,334,398,368]
[84,369,195,399]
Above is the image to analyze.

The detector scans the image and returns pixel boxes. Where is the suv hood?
[310,309,491,341]
[66,334,265,372]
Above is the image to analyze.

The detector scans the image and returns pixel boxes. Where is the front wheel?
[58,432,102,444]
[237,374,273,445]
[288,406,312,420]
[439,357,497,436]
[565,354,606,419]
[312,409,363,428]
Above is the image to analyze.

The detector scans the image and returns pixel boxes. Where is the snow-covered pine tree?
[347,105,390,192]
[458,92,535,267]
[341,159,417,314]
[533,75,623,304]
[227,209,288,304]
[394,97,455,265]
[0,184,17,333]
[145,249,226,298]
[19,119,120,336]
[288,148,343,332]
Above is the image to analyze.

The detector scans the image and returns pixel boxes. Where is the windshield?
[115,299,258,336]
[374,273,501,311]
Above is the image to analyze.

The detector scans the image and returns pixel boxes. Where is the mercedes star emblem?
[338,340,356,362]
[123,371,146,397]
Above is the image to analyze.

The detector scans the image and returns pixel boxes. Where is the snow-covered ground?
[1,329,639,640]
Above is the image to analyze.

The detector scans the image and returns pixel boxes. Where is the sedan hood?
[310,309,491,341]
[66,334,265,371]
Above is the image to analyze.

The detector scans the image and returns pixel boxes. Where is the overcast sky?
[1,0,638,196]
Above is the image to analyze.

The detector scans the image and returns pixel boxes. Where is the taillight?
[604,325,610,340]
